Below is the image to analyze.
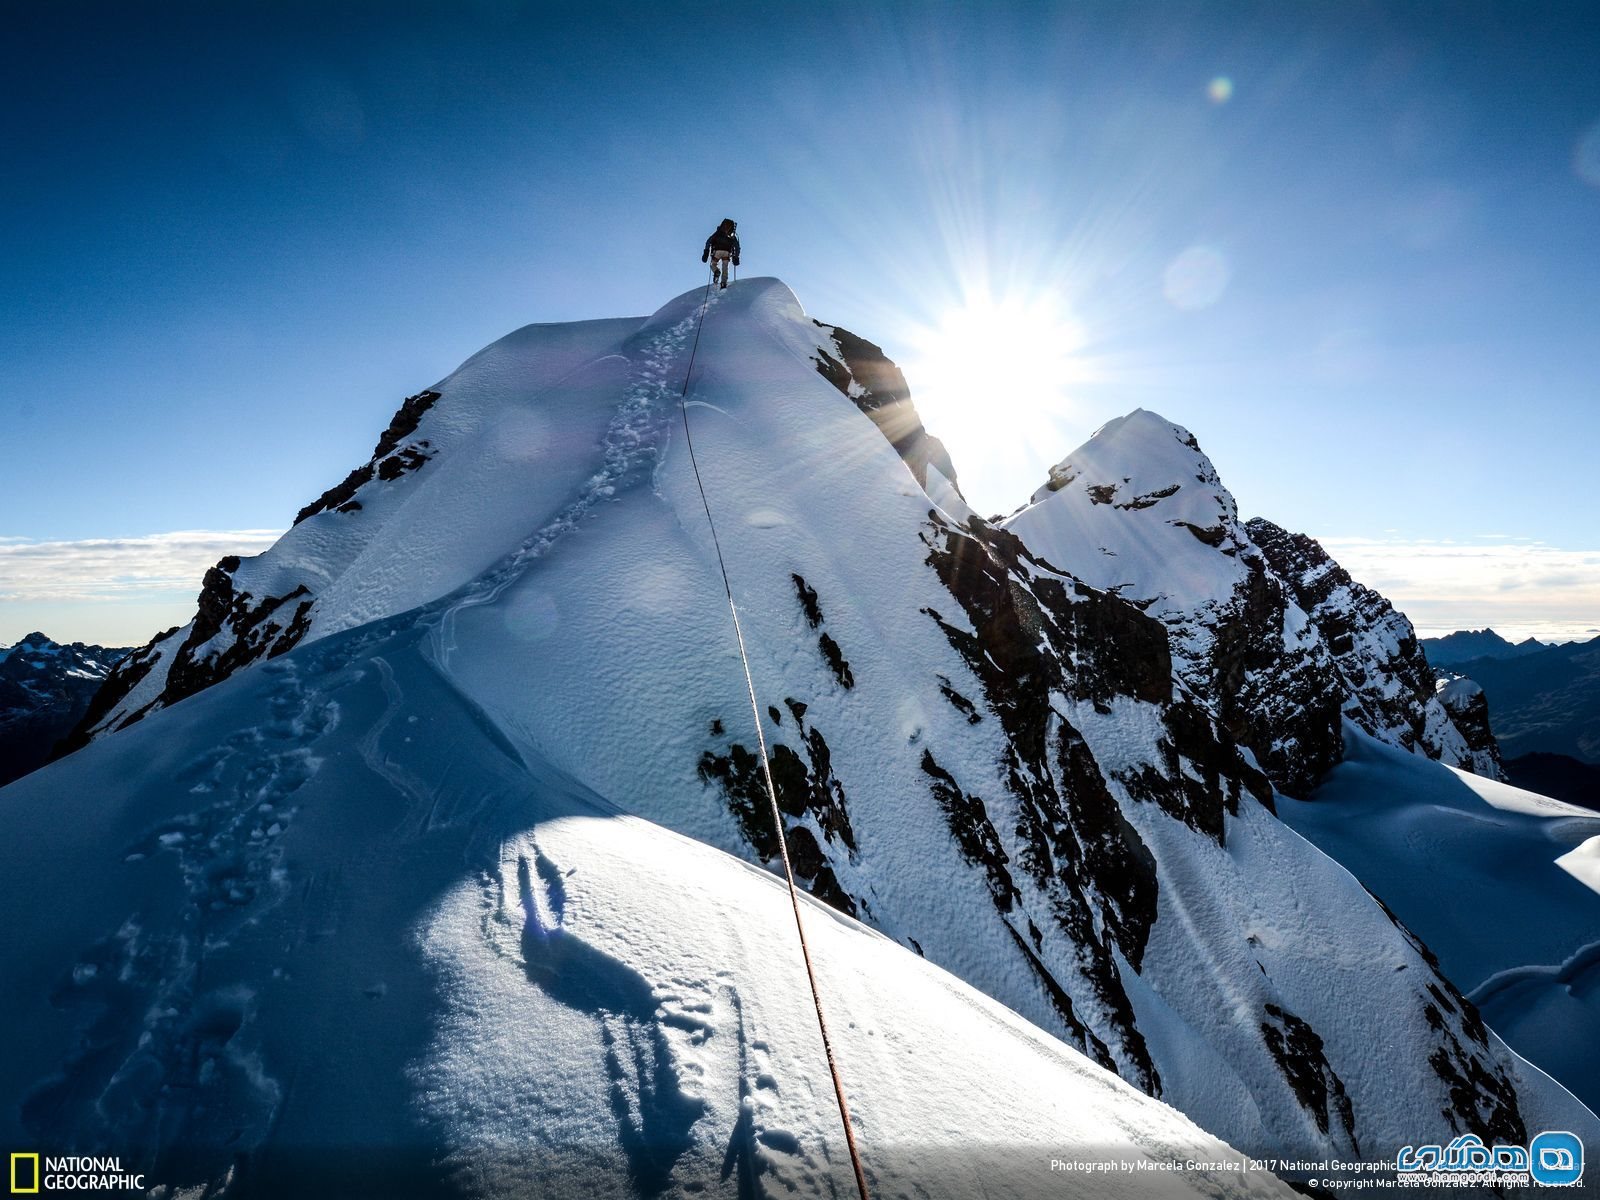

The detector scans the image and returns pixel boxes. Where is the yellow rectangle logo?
[10,1152,40,1194]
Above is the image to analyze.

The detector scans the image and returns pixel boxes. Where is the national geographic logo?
[8,1154,145,1193]
[9,1155,38,1194]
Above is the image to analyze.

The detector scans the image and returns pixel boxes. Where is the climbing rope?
[676,272,872,1200]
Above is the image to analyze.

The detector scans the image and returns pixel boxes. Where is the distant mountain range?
[1421,629,1600,810]
[1419,628,1553,667]
[0,633,130,786]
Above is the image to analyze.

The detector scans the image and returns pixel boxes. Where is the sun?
[900,290,1088,511]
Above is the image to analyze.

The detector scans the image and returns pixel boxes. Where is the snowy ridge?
[14,280,1593,1189]
[61,316,649,751]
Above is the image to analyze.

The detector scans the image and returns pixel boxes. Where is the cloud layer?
[0,530,281,605]
[1,531,284,646]
[1320,535,1600,643]
[5,529,1595,650]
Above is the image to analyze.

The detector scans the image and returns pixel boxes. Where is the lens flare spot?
[504,588,560,644]
[1575,118,1600,188]
[1163,246,1231,310]
[1208,77,1234,104]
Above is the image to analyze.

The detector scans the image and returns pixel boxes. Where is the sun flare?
[901,291,1088,511]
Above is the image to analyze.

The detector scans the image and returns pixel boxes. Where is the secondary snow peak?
[1004,410,1505,798]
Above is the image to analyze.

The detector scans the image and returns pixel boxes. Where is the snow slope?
[1280,726,1600,1115]
[20,280,1596,1184]
[0,619,1295,1199]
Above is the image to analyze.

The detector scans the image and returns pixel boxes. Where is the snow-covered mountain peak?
[19,280,1583,1190]
[1015,408,1247,603]
[1004,409,1343,795]
[1032,408,1228,512]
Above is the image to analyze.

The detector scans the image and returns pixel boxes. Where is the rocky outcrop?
[57,559,315,754]
[1246,518,1504,779]
[1435,676,1503,776]
[810,321,962,496]
[1001,412,1504,794]
[64,387,449,753]
[293,389,440,523]
[1426,634,1600,764]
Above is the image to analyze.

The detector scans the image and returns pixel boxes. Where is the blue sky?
[4,0,1599,645]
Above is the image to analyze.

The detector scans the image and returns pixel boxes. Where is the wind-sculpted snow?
[1281,728,1600,1117]
[0,618,1299,1199]
[19,278,1595,1188]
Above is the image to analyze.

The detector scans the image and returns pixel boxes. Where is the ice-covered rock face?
[1001,414,1504,794]
[36,281,1582,1175]
[1003,411,1346,797]
[1247,518,1505,780]
[1435,676,1503,775]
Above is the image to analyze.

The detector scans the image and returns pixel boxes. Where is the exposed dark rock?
[935,674,982,724]
[1361,883,1528,1142]
[1114,701,1269,844]
[791,573,823,628]
[60,559,316,753]
[1427,1034,1526,1146]
[1260,1003,1358,1148]
[294,390,441,524]
[1172,520,1228,547]
[1004,923,1115,1073]
[919,510,1170,1089]
[159,563,312,711]
[1042,465,1077,492]
[817,633,854,689]
[697,704,858,916]
[1008,417,1347,799]
[811,321,961,496]
[1208,555,1343,800]
[52,629,177,759]
[1435,678,1502,773]
[1247,516,1503,778]
[1086,483,1118,505]
[1117,484,1181,511]
[920,749,1022,912]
